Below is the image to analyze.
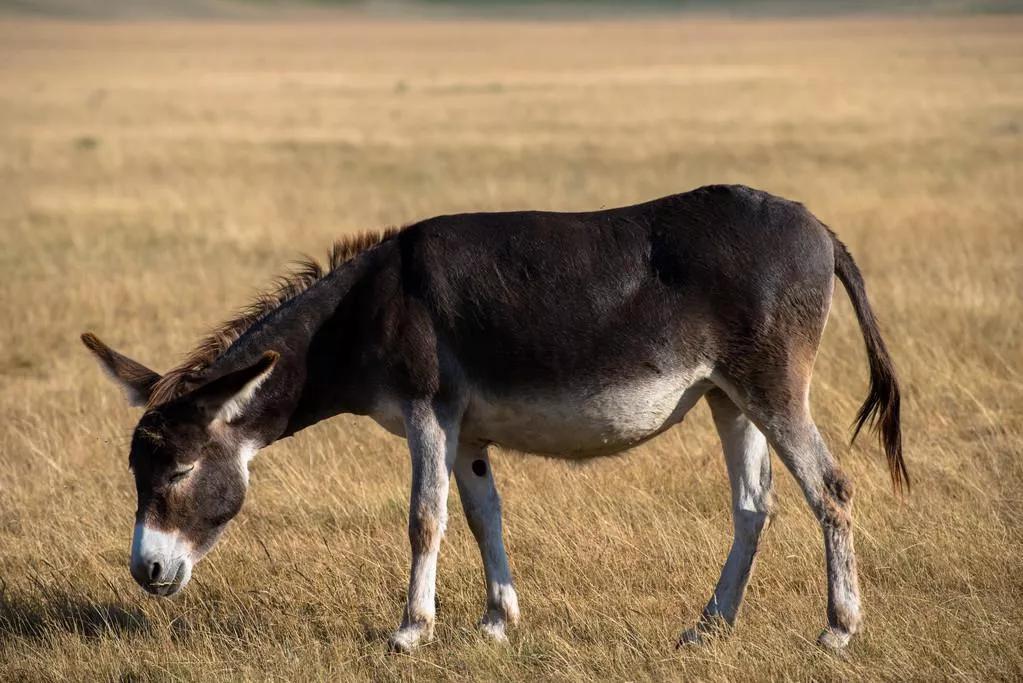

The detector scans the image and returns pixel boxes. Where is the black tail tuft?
[830,231,909,495]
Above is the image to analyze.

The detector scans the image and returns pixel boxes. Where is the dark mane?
[147,227,401,408]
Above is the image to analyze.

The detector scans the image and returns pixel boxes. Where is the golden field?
[0,14,1021,681]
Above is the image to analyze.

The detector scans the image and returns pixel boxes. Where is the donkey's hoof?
[677,617,729,649]
[677,624,722,648]
[817,628,853,656]
[388,625,431,654]
[479,619,510,644]
[677,627,706,648]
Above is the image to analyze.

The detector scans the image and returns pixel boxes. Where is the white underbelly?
[462,372,711,457]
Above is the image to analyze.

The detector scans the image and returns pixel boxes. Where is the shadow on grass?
[0,588,150,641]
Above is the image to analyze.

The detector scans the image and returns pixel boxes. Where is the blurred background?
[0,1,1020,680]
[8,0,1023,19]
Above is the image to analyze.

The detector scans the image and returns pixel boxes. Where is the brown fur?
[146,228,402,408]
[408,513,442,554]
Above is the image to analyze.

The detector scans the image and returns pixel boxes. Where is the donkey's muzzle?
[131,556,187,596]
[130,523,193,597]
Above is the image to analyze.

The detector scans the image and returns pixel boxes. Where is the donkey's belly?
[463,373,711,457]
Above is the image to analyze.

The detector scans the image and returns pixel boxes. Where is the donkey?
[82,184,906,653]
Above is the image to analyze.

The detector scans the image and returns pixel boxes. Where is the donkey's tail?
[830,231,909,494]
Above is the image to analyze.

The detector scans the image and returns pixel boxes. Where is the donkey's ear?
[81,332,162,408]
[190,351,279,424]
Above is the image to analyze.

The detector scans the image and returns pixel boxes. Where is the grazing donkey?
[83,185,906,653]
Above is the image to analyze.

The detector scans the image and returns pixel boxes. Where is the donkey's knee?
[408,507,445,555]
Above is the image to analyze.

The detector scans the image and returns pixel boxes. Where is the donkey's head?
[82,332,281,597]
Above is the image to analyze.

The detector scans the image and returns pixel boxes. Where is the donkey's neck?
[211,246,386,443]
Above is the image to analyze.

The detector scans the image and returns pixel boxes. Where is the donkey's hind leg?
[729,384,862,652]
[680,388,773,646]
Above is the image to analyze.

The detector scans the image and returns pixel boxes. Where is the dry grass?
[1,15,1021,681]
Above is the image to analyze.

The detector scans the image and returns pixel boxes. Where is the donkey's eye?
[169,465,195,483]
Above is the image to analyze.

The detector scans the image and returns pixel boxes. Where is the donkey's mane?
[147,228,401,409]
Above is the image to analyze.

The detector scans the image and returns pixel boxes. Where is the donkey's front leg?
[388,399,461,653]
[454,444,519,642]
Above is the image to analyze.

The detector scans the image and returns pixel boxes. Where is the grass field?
[1,14,1021,681]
